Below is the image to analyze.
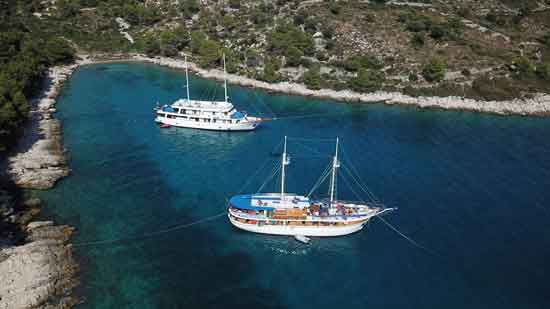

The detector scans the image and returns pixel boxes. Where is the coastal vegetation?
[0,2,74,152]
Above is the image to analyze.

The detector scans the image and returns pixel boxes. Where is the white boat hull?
[228,214,369,237]
[156,116,258,131]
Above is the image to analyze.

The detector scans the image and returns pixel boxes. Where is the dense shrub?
[261,57,281,82]
[342,55,383,72]
[513,56,536,79]
[0,7,75,152]
[268,23,315,61]
[411,33,425,48]
[422,58,446,82]
[303,69,322,90]
[286,46,303,67]
[349,68,384,92]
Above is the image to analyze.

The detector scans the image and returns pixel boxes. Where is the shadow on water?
[35,72,286,307]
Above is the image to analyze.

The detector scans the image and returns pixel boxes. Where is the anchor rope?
[250,90,277,119]
[375,215,441,257]
[73,212,227,247]
[272,112,347,121]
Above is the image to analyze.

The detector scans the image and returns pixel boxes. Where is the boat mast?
[329,137,340,207]
[223,53,228,103]
[281,136,288,201]
[185,55,190,102]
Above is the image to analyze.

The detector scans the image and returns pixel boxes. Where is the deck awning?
[229,195,275,211]
[162,105,175,112]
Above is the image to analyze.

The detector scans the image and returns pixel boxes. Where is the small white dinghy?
[294,235,311,244]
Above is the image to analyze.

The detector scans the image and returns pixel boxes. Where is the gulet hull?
[228,214,369,237]
[156,117,258,131]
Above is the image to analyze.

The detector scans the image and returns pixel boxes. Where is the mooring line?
[73,212,227,247]
[376,215,442,258]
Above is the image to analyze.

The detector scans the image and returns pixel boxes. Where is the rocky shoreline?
[72,53,550,116]
[132,55,550,117]
[1,61,83,308]
[0,187,79,309]
[6,63,83,189]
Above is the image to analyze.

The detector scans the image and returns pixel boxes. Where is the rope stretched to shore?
[73,212,227,247]
[376,215,441,257]
[271,113,343,121]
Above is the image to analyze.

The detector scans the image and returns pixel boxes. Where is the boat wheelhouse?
[155,55,261,131]
[228,137,395,237]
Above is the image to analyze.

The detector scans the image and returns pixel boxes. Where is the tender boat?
[228,137,395,237]
[154,55,262,131]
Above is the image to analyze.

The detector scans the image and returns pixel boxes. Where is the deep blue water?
[37,62,550,309]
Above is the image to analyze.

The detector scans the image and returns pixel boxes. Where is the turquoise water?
[38,63,550,308]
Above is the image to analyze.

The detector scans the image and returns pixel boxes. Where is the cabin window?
[158,113,166,117]
[173,108,180,113]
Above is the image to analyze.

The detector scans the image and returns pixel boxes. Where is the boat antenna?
[223,53,228,103]
[281,136,289,201]
[185,55,190,102]
[329,137,340,207]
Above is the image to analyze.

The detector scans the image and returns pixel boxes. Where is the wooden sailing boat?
[228,136,395,237]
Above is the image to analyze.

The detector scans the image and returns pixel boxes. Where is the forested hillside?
[2,0,550,150]
[0,1,74,152]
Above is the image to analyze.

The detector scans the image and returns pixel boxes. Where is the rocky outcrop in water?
[0,222,78,308]
[0,189,78,309]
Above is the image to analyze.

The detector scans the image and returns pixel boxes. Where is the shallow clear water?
[38,63,550,309]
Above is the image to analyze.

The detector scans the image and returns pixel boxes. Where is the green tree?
[349,68,384,92]
[303,68,322,90]
[321,23,335,39]
[12,91,28,117]
[429,25,447,41]
[261,57,280,82]
[329,1,342,15]
[422,58,446,82]
[411,33,425,48]
[269,24,315,57]
[197,40,222,68]
[190,31,207,53]
[514,56,535,79]
[143,35,160,56]
[180,0,200,19]
[286,46,303,67]
[56,0,80,19]
[343,55,383,72]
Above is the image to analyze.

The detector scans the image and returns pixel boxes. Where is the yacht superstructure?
[155,55,261,131]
